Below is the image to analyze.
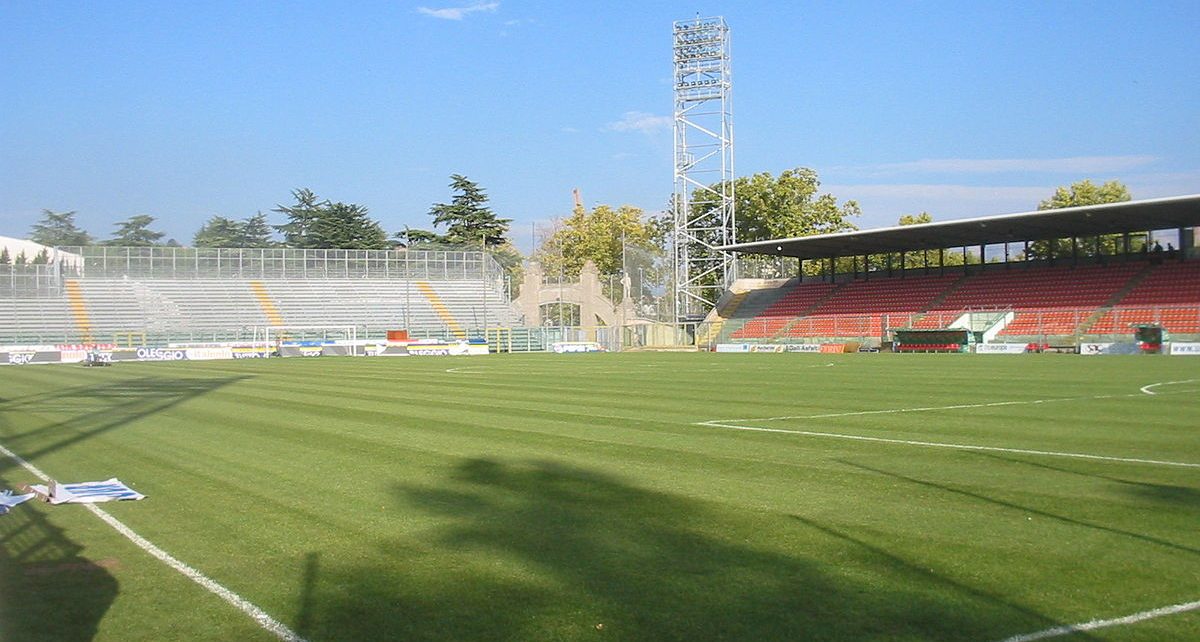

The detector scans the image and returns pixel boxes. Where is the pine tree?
[273,189,324,248]
[107,215,165,246]
[428,174,512,247]
[193,216,247,247]
[241,212,275,247]
[30,209,93,246]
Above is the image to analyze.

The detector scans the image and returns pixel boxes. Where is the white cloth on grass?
[28,478,145,504]
[0,490,36,515]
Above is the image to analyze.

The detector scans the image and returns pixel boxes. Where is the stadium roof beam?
[717,194,1200,260]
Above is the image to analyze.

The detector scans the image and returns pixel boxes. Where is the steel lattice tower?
[672,16,734,323]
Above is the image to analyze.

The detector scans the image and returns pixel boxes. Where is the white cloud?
[836,155,1159,178]
[822,183,1054,228]
[607,111,672,134]
[813,174,1200,231]
[560,126,580,133]
[417,2,499,20]
[1124,169,1200,198]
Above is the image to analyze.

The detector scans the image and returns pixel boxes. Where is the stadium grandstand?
[705,195,1200,350]
[0,246,517,346]
[4,196,1199,354]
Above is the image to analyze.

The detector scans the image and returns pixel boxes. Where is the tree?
[0,247,10,265]
[427,174,512,247]
[273,189,387,249]
[534,203,664,305]
[274,188,324,248]
[535,204,660,277]
[395,226,444,247]
[308,202,389,249]
[898,212,933,226]
[1029,179,1134,260]
[30,209,93,246]
[1039,179,1131,210]
[193,216,247,248]
[868,213,935,270]
[699,167,860,243]
[194,212,276,248]
[689,167,860,279]
[14,251,28,265]
[32,249,51,265]
[241,212,275,247]
[881,212,982,270]
[424,174,522,295]
[107,215,165,246]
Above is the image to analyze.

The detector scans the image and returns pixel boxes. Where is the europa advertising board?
[1170,342,1200,355]
[715,344,751,353]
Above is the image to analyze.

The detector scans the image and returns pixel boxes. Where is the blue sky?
[2,1,1198,252]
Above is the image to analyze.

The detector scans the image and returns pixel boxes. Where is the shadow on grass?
[970,451,1200,509]
[296,458,1045,641]
[0,469,118,642]
[0,374,248,641]
[840,459,1200,557]
[0,375,250,472]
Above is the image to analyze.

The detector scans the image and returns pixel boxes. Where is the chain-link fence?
[55,246,504,281]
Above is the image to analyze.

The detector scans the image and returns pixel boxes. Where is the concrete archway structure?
[515,260,633,328]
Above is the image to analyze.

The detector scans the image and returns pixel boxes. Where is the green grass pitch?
[1,352,1198,641]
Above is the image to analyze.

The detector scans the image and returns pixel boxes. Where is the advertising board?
[1170,342,1200,355]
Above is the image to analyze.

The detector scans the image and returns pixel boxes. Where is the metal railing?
[55,246,505,282]
[0,264,61,297]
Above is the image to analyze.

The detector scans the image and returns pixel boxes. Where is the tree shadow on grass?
[0,375,250,472]
[0,375,248,640]
[297,458,1051,641]
[840,459,1200,557]
[969,451,1200,510]
[0,469,118,642]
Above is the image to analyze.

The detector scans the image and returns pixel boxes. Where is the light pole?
[481,230,489,342]
[403,227,411,334]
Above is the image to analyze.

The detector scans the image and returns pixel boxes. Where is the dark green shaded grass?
[1,353,1198,641]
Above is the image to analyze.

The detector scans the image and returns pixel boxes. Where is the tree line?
[23,174,512,252]
[15,169,1133,282]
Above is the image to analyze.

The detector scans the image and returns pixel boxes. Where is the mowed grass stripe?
[2,353,1198,641]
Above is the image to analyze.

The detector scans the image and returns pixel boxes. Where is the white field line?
[696,386,1200,469]
[1139,378,1200,395]
[997,598,1200,642]
[0,441,305,642]
[697,420,1200,469]
[716,394,1115,425]
[445,362,837,375]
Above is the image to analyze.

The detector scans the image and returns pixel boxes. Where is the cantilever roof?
[717,194,1200,260]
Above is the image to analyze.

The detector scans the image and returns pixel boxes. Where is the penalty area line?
[996,598,1200,642]
[1139,378,1200,395]
[0,441,306,642]
[694,421,1200,469]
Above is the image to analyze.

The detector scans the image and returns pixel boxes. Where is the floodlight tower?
[672,16,734,323]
